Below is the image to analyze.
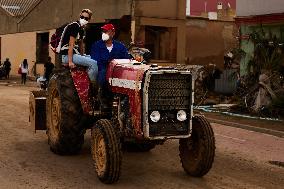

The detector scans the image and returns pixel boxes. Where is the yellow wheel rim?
[94,134,106,176]
[50,89,61,137]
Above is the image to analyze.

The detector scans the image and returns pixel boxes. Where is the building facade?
[185,0,237,69]
[236,0,284,76]
[185,17,237,68]
[0,0,186,76]
[187,0,236,21]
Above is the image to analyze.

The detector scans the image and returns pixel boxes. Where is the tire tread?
[91,119,122,184]
[179,115,215,177]
[46,69,85,155]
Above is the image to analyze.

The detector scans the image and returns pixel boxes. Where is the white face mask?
[102,33,110,41]
[79,18,88,26]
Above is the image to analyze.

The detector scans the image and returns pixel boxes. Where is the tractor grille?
[147,73,192,137]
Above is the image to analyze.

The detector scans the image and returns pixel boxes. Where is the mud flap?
[70,67,91,114]
[29,90,47,132]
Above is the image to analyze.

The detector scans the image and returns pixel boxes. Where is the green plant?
[247,30,284,78]
[233,29,284,116]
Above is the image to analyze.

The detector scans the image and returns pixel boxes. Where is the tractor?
[29,54,215,184]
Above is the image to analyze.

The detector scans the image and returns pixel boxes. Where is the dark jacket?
[91,40,130,85]
[4,60,11,71]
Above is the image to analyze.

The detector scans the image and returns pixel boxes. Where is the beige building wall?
[18,0,132,33]
[0,9,17,35]
[71,0,132,21]
[1,32,36,76]
[185,18,237,68]
[0,30,56,76]
[135,0,186,19]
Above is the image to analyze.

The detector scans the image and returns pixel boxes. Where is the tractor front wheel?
[179,115,215,177]
[91,119,122,184]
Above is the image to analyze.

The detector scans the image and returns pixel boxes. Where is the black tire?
[91,119,122,184]
[179,115,215,177]
[123,141,156,152]
[46,69,85,155]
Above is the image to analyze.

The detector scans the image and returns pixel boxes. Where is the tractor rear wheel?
[91,119,122,184]
[179,115,215,177]
[46,70,85,155]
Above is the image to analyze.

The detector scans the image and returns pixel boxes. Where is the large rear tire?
[179,115,215,177]
[46,69,85,155]
[91,119,122,184]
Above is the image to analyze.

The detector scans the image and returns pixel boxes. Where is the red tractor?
[30,57,215,184]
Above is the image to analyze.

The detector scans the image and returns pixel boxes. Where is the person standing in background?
[3,58,11,79]
[19,59,29,85]
[44,56,54,83]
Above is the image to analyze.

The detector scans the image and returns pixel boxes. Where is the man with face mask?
[90,24,130,109]
[60,9,98,83]
[91,24,130,85]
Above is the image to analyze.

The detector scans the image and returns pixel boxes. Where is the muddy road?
[0,84,283,189]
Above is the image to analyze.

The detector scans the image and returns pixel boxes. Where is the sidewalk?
[200,111,284,138]
[0,75,37,87]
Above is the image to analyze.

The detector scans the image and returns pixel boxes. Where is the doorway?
[0,37,1,63]
[36,32,49,63]
[144,26,177,62]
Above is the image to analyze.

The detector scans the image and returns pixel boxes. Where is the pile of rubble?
[182,64,283,119]
[235,72,284,118]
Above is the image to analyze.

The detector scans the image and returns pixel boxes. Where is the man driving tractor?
[91,23,130,109]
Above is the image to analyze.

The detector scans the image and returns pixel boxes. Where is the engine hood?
[106,59,185,90]
[106,59,151,90]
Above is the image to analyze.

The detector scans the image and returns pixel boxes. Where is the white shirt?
[107,44,113,52]
[19,63,29,74]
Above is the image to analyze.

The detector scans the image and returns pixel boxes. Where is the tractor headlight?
[150,111,161,122]
[177,110,187,122]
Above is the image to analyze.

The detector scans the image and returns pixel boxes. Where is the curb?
[207,117,284,138]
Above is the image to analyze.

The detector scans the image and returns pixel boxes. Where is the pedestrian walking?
[19,59,29,84]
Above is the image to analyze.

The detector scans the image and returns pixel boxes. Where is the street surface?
[0,84,283,189]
